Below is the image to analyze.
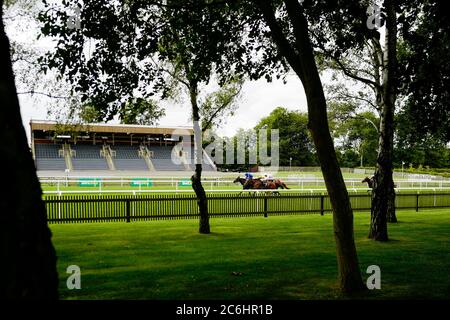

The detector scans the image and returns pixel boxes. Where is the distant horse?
[362,176,397,189]
[362,176,375,188]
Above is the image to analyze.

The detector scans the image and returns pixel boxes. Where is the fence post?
[126,199,131,222]
[263,196,268,218]
[416,192,419,212]
[320,194,324,216]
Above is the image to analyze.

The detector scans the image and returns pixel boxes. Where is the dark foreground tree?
[251,0,366,292]
[397,0,450,151]
[0,0,58,299]
[316,0,399,234]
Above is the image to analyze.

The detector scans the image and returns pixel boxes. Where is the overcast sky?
[3,1,312,142]
[5,1,349,142]
[17,74,309,141]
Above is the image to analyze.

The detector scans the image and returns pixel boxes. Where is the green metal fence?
[43,191,450,224]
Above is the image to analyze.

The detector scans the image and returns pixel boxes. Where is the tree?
[316,0,400,234]
[247,0,366,292]
[255,107,317,166]
[397,0,450,144]
[38,0,243,234]
[328,102,379,168]
[395,112,450,168]
[0,0,58,299]
[5,0,73,117]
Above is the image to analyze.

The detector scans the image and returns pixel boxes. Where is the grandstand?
[30,120,217,173]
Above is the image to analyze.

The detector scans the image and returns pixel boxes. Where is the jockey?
[244,172,254,180]
[262,173,274,181]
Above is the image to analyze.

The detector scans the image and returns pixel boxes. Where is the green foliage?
[200,77,243,131]
[77,104,101,123]
[255,107,317,166]
[328,102,379,167]
[398,0,450,142]
[119,98,165,125]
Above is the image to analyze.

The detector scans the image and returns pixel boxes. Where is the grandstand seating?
[149,146,186,171]
[71,144,108,170]
[113,145,148,171]
[34,144,66,171]
[34,143,216,172]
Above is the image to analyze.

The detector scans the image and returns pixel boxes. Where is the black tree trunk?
[188,81,210,234]
[387,189,397,223]
[0,3,59,299]
[191,164,210,234]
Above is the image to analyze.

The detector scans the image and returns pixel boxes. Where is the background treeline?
[215,106,450,171]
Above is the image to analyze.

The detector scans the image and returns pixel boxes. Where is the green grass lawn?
[50,209,450,300]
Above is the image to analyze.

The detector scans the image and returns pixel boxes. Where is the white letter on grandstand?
[258,129,279,172]
[193,121,203,165]
[203,129,223,164]
[171,129,192,165]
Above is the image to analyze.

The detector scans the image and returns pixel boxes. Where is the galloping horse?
[267,179,290,190]
[233,176,264,190]
[233,176,289,195]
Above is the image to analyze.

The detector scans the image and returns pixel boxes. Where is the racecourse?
[39,170,450,195]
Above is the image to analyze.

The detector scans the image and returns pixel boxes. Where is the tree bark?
[0,3,59,299]
[257,0,365,293]
[369,0,398,240]
[188,80,210,234]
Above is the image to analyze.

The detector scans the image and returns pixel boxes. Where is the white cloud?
[154,74,308,138]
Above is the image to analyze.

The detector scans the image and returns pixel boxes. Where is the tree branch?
[16,90,70,99]
[150,56,190,88]
[354,114,379,133]
[327,50,379,90]
[255,0,305,82]
[201,84,242,132]
[329,88,378,110]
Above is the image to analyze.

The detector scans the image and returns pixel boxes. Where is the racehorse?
[233,176,289,195]
[268,179,290,190]
[362,176,375,188]
[233,176,265,190]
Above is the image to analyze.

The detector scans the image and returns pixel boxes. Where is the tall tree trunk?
[369,0,398,240]
[257,0,365,293]
[0,3,58,299]
[387,190,397,222]
[188,80,210,234]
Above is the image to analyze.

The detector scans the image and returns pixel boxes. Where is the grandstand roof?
[30,120,194,136]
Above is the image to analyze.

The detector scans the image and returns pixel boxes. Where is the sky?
[4,1,355,142]
[4,1,313,142]
[17,73,308,141]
